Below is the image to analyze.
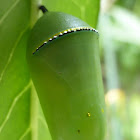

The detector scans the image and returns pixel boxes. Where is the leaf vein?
[30,83,38,140]
[0,0,21,24]
[19,127,31,140]
[0,81,31,133]
[0,26,28,83]
[38,116,48,128]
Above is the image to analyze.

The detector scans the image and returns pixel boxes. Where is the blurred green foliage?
[100,2,140,93]
[99,0,140,140]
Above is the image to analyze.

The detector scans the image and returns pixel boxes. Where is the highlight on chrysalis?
[27,5,106,140]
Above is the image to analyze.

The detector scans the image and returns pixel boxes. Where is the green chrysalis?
[27,8,106,140]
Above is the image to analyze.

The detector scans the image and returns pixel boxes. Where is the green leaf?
[42,0,100,27]
[0,0,51,139]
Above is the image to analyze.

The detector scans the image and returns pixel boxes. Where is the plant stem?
[30,0,42,28]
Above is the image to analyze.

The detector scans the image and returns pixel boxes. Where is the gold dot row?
[33,27,98,54]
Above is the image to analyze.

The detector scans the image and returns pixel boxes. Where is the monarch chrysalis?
[27,6,106,140]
